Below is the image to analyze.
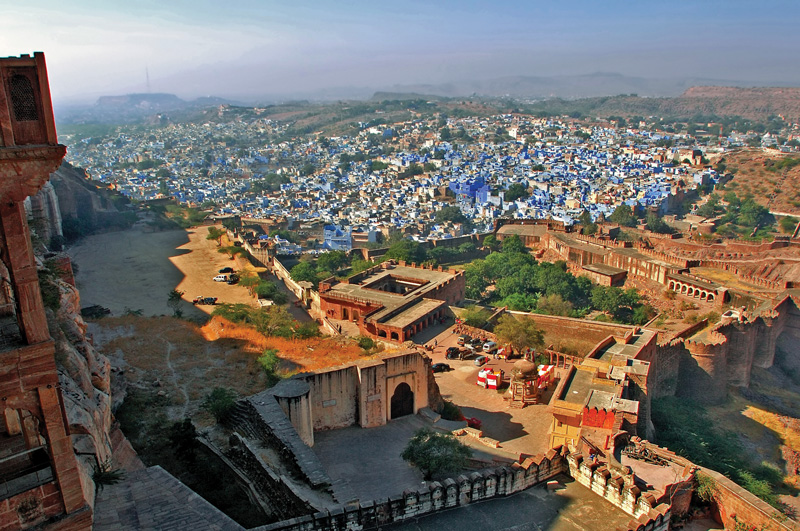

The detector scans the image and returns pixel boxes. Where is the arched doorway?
[390,382,414,419]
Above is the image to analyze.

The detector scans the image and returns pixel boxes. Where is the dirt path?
[69,225,257,317]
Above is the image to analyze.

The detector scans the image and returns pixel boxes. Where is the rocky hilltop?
[676,86,800,121]
[522,85,800,123]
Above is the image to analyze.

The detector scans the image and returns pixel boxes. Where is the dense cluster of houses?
[63,108,746,247]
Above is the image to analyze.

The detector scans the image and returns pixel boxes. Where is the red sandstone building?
[0,53,91,529]
[319,261,464,342]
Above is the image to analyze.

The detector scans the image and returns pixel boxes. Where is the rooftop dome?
[511,359,537,381]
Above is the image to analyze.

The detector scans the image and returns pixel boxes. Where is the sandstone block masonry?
[651,295,800,403]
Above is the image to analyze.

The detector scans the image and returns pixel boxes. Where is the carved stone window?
[9,75,38,122]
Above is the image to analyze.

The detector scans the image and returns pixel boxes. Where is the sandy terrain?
[68,225,257,318]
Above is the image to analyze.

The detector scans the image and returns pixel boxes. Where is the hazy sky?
[3,0,799,104]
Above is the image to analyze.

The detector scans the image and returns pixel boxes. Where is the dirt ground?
[68,224,257,318]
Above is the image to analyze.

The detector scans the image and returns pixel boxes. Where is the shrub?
[201,388,237,423]
[357,335,375,351]
[92,459,125,493]
[401,428,472,480]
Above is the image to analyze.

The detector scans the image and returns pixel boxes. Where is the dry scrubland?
[73,224,383,424]
[91,315,376,425]
[721,150,800,215]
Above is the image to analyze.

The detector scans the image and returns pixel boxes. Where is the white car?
[213,274,228,282]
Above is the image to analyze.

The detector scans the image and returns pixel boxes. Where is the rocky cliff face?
[46,161,135,243]
[28,162,141,510]
[47,276,115,507]
[25,181,63,246]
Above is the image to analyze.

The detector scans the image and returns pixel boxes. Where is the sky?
[2,0,799,104]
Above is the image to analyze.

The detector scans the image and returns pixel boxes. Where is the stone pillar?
[0,200,50,344]
[39,386,86,513]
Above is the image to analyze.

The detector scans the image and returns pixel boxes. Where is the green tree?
[401,428,471,480]
[434,206,471,229]
[609,204,637,227]
[384,239,427,263]
[290,261,319,283]
[482,234,500,252]
[645,213,674,234]
[167,289,184,317]
[501,234,526,254]
[217,245,247,260]
[317,250,349,273]
[579,210,598,236]
[494,314,545,353]
[536,293,573,316]
[206,226,226,246]
[500,292,538,312]
[697,194,721,218]
[779,216,798,234]
[350,258,375,275]
[201,388,237,423]
[460,305,492,328]
[504,183,529,202]
[255,280,288,304]
[300,162,315,176]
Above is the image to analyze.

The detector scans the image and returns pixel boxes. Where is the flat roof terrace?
[593,329,656,362]
[582,263,627,276]
[612,247,676,269]
[378,298,445,328]
[551,233,610,256]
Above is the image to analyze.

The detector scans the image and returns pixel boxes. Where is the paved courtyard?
[313,414,430,502]
[423,325,559,458]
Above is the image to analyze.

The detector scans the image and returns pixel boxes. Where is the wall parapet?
[254,447,570,531]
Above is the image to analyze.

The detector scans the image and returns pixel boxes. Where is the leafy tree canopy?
[609,203,637,227]
[494,314,545,353]
[401,428,471,480]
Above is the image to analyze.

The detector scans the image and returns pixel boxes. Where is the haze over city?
[3,0,800,104]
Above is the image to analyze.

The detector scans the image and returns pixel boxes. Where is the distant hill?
[56,93,242,124]
[383,72,781,100]
[514,86,800,123]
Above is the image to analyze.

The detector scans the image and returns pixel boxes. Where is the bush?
[257,349,281,386]
[401,428,472,480]
[695,473,717,503]
[357,335,375,351]
[439,400,463,421]
[201,388,237,423]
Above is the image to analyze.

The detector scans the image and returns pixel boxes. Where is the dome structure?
[511,359,538,381]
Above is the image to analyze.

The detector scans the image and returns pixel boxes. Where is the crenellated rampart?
[653,295,800,403]
[255,448,572,531]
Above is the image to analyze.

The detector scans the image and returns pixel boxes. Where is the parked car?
[219,267,235,274]
[470,337,484,347]
[192,296,217,305]
[432,363,452,373]
[445,346,461,359]
[483,341,497,354]
[213,274,228,282]
[474,355,488,366]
